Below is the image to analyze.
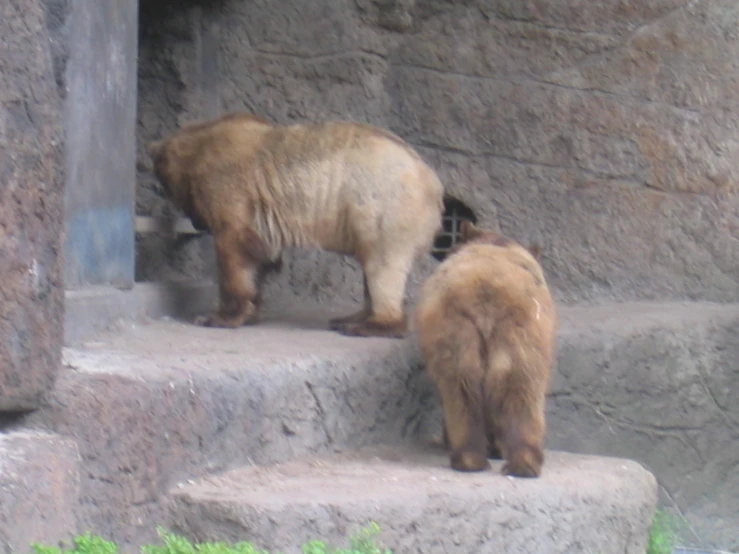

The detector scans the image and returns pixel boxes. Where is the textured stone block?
[168,446,658,554]
[28,310,427,548]
[0,0,64,411]
[0,432,79,553]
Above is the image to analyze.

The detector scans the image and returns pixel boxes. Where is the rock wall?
[0,432,80,552]
[0,0,64,410]
[136,0,739,306]
[135,0,217,284]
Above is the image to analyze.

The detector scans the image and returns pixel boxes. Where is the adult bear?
[148,112,444,338]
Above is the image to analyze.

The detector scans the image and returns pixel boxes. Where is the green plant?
[301,522,392,554]
[646,509,680,554]
[31,532,119,554]
[30,522,392,554]
[142,528,269,554]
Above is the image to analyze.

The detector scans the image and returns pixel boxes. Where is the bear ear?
[527,243,541,260]
[459,220,482,242]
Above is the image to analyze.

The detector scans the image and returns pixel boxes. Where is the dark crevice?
[432,196,476,261]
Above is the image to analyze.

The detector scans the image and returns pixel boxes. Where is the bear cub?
[148,113,444,338]
[415,221,557,477]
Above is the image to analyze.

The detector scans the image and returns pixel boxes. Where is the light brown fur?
[414,222,556,477]
[148,112,444,337]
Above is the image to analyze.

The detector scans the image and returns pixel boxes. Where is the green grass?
[646,509,681,554]
[30,523,392,554]
[29,512,688,554]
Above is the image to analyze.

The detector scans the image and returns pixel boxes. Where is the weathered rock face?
[547,302,739,550]
[0,432,80,552]
[169,447,658,554]
[0,0,64,410]
[137,0,739,305]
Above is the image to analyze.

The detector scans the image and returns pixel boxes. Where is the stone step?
[23,301,739,551]
[167,444,658,554]
[551,302,739,552]
[28,305,428,549]
[0,431,80,553]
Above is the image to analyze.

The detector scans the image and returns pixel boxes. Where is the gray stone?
[0,0,64,411]
[168,445,658,554]
[0,431,80,553]
[546,302,739,551]
[63,281,218,346]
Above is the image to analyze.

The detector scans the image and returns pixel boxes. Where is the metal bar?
[134,216,202,235]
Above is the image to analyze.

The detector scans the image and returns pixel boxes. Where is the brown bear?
[148,112,444,338]
[414,221,557,477]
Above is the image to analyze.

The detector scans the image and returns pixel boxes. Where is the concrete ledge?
[168,445,658,554]
[0,431,80,553]
[64,281,217,345]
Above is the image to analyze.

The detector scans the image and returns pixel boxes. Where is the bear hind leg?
[489,375,546,478]
[335,253,411,338]
[438,378,489,472]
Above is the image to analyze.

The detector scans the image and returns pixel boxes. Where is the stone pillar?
[62,0,139,289]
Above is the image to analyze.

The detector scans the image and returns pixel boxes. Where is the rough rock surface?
[27,306,429,548]
[0,431,80,553]
[135,0,218,283]
[26,302,739,550]
[136,0,739,305]
[548,301,739,551]
[0,0,64,410]
[168,445,658,554]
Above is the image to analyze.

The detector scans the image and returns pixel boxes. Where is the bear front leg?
[195,230,262,328]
